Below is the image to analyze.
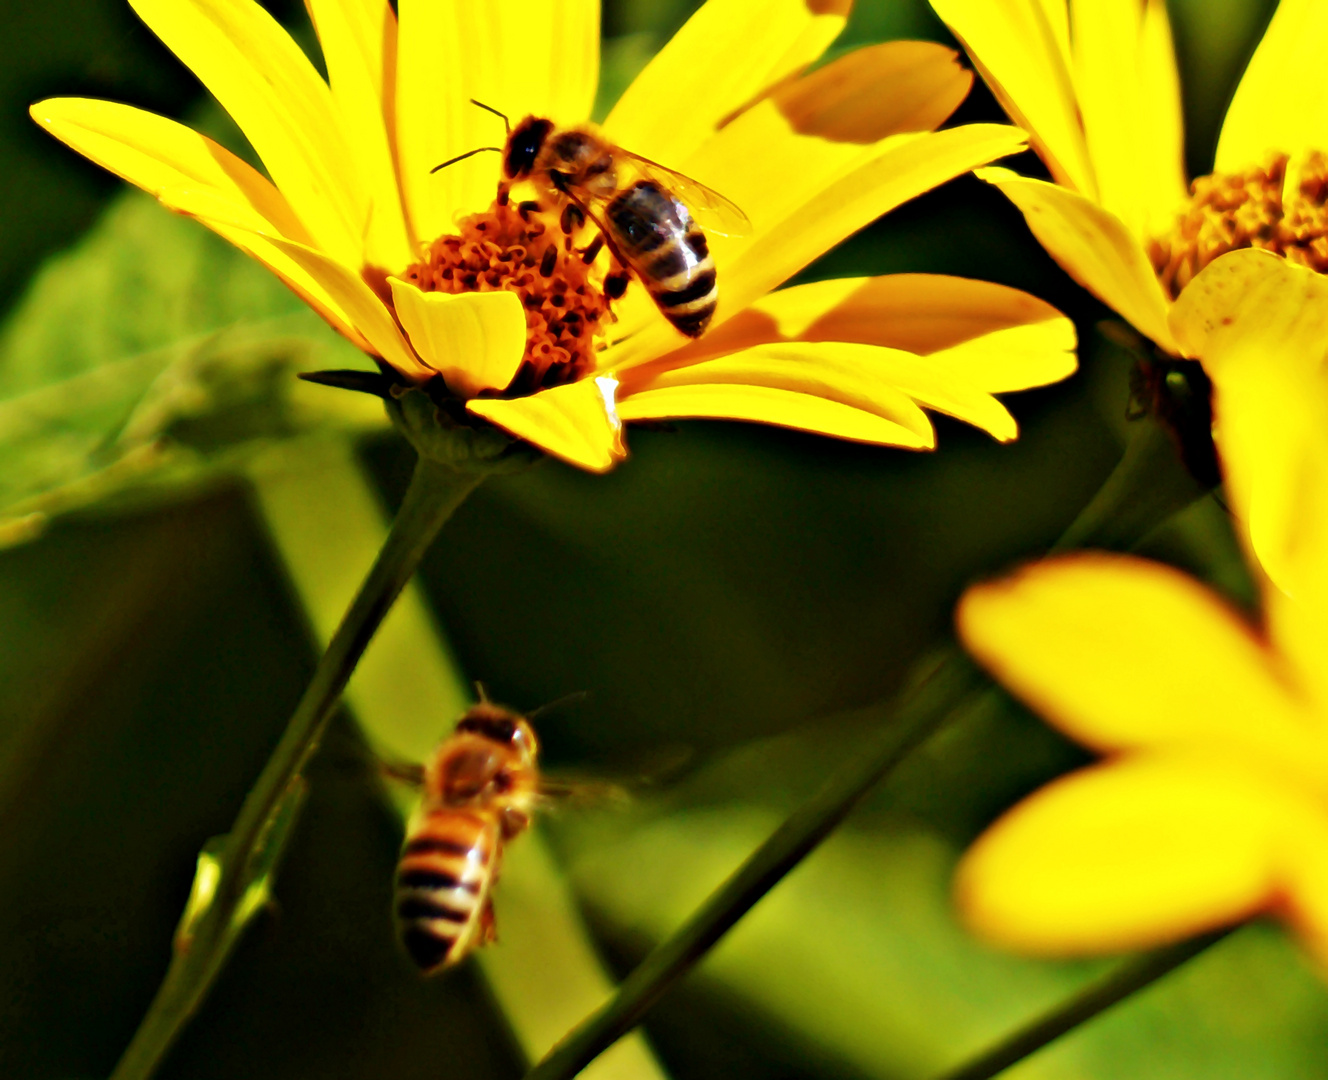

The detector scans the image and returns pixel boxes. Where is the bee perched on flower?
[32,0,1079,472]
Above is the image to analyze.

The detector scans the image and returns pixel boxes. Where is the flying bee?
[434,101,750,339]
[390,702,541,974]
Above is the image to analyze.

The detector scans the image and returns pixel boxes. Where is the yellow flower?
[950,250,1328,965]
[928,0,1328,355]
[30,0,1078,472]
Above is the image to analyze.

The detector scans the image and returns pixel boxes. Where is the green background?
[3,1,1323,1078]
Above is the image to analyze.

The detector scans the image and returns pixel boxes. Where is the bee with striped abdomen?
[438,102,750,339]
[393,702,540,973]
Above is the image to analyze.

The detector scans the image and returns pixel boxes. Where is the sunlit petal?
[930,0,1096,196]
[30,97,310,242]
[129,0,367,266]
[616,383,935,450]
[603,0,851,165]
[388,280,526,397]
[1216,0,1328,172]
[625,275,1075,393]
[468,376,622,472]
[978,167,1177,351]
[397,0,599,244]
[1072,0,1187,239]
[1169,249,1328,608]
[956,553,1322,768]
[957,755,1301,954]
[305,0,413,268]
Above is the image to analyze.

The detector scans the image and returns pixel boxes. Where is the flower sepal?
[385,382,543,476]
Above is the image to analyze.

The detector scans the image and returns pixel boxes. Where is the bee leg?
[579,232,606,265]
[559,201,586,235]
[605,269,631,300]
[496,182,511,207]
[499,806,531,839]
[479,899,498,945]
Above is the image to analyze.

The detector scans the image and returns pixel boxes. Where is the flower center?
[1149,151,1328,299]
[400,198,615,396]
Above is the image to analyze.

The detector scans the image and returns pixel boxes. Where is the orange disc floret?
[1150,152,1328,299]
[400,198,614,396]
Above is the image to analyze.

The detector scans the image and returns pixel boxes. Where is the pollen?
[1150,151,1328,299]
[400,198,614,396]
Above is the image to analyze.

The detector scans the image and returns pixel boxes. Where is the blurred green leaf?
[0,189,384,545]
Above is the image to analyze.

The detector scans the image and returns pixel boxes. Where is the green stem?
[523,416,1211,1080]
[109,455,482,1080]
[934,930,1232,1080]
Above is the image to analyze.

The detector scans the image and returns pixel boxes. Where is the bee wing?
[536,775,632,810]
[616,151,752,237]
[380,758,427,788]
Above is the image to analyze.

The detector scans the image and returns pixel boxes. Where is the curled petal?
[388,280,527,397]
[1169,249,1328,609]
[604,0,850,165]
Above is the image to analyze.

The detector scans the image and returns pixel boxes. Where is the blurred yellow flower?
[31,0,1077,472]
[929,0,1328,355]
[951,250,1328,965]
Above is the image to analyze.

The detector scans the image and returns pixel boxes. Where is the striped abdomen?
[395,809,498,973]
[607,180,716,338]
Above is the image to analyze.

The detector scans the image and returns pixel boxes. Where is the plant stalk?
[109,455,482,1080]
[933,930,1232,1080]
[523,416,1212,1080]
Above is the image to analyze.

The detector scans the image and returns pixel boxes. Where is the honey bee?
[392,702,541,973]
[436,101,750,338]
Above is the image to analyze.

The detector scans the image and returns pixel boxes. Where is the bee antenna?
[430,146,502,174]
[472,681,492,703]
[528,690,590,720]
[469,98,511,136]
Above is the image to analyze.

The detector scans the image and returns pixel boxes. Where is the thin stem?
[110,455,482,1080]
[934,930,1233,1080]
[523,416,1211,1080]
[524,653,991,1080]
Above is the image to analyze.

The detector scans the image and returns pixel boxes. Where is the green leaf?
[0,188,385,546]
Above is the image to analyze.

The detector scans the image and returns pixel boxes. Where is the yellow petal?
[30,97,310,241]
[1216,0,1328,172]
[623,343,928,439]
[468,376,622,473]
[1169,249,1328,607]
[196,219,427,378]
[929,0,1096,196]
[957,755,1297,954]
[725,127,1028,313]
[1281,809,1328,970]
[634,275,1074,392]
[387,279,526,397]
[396,0,599,244]
[956,553,1322,770]
[305,0,413,268]
[156,186,369,349]
[603,0,850,165]
[129,0,367,267]
[625,340,1019,441]
[616,384,936,451]
[978,167,1177,352]
[609,125,1029,366]
[1071,0,1187,240]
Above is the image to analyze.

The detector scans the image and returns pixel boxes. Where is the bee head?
[455,703,538,760]
[504,116,554,179]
